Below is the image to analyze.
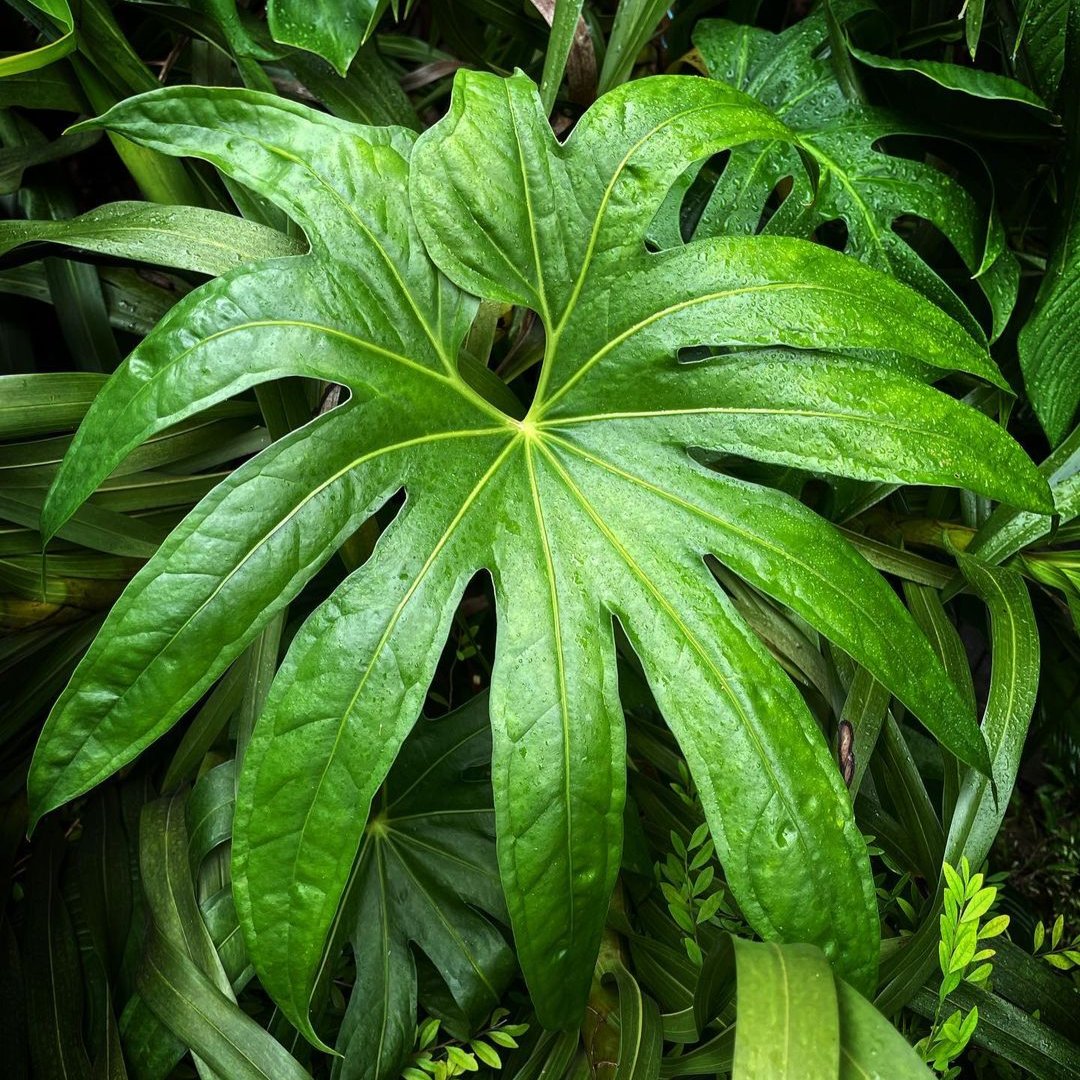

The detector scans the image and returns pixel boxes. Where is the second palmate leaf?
[27,69,1051,1043]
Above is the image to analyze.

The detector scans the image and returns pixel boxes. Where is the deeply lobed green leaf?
[27,70,1051,1045]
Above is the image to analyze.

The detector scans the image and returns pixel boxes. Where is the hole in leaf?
[815,217,849,251]
[426,569,496,717]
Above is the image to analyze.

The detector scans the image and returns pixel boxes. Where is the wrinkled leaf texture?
[27,70,1051,1045]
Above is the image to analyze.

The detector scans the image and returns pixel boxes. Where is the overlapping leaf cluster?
[3,0,1080,1078]
[23,62,1052,1042]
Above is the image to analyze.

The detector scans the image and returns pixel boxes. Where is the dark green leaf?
[693,12,1019,341]
[0,373,106,438]
[333,696,515,1080]
[267,0,390,75]
[22,823,92,1080]
[849,44,1051,110]
[137,927,310,1080]
[1017,0,1080,443]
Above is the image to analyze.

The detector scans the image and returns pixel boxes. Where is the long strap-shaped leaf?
[0,202,303,277]
[717,937,934,1080]
[946,556,1039,867]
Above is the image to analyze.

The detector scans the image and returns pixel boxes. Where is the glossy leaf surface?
[28,72,1050,1043]
[335,695,515,1080]
[268,0,390,75]
[726,936,934,1079]
[693,9,1018,339]
[0,202,303,277]
[1017,0,1080,443]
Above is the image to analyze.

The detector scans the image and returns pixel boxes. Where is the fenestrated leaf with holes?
[691,8,1018,341]
[27,70,1050,1045]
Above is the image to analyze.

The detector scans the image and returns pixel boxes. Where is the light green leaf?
[0,0,75,77]
[0,202,304,277]
[730,937,838,1078]
[836,979,934,1079]
[28,72,1049,1045]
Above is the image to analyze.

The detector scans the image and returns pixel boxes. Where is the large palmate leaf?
[335,693,515,1080]
[27,72,1050,1045]
[692,9,1018,340]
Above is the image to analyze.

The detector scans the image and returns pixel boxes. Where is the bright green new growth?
[916,857,1008,1076]
[27,69,1051,1045]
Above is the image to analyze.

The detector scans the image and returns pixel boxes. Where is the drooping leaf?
[137,927,311,1080]
[730,937,839,1078]
[0,0,76,77]
[267,0,392,76]
[132,791,309,1080]
[1016,0,1071,102]
[709,935,932,1078]
[28,73,1050,1045]
[0,203,304,277]
[836,979,934,1079]
[2,112,121,373]
[847,43,1051,111]
[945,556,1039,867]
[965,0,988,58]
[692,9,1019,340]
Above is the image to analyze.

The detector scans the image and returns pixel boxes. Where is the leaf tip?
[63,116,105,138]
[25,773,53,839]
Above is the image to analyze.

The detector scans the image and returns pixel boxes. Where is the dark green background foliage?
[1,0,1079,1078]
